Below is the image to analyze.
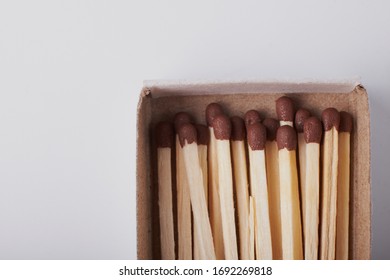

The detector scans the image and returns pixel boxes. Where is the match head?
[230,116,246,141]
[211,114,231,140]
[276,96,295,122]
[174,112,192,132]
[156,121,174,148]
[195,124,210,145]
[339,111,353,133]
[244,110,261,127]
[303,117,323,144]
[322,108,340,131]
[206,103,224,127]
[262,118,280,141]
[178,123,197,147]
[276,125,297,151]
[247,122,267,151]
[295,108,311,133]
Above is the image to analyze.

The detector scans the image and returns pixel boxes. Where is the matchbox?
[136,81,371,260]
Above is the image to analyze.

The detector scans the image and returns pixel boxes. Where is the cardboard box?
[136,81,371,260]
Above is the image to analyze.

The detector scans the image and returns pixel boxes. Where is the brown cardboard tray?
[136,81,371,260]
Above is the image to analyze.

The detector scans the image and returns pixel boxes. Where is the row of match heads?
[156,96,353,150]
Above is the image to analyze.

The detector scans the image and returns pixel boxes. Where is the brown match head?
[276,125,297,151]
[178,123,197,147]
[339,111,353,133]
[211,114,231,140]
[230,116,246,141]
[322,108,340,131]
[247,122,267,150]
[156,121,174,148]
[276,96,295,122]
[244,110,261,127]
[303,117,323,144]
[174,112,192,132]
[295,108,311,133]
[195,124,209,145]
[262,118,280,141]
[206,103,224,127]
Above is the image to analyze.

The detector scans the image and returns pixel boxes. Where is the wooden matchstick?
[178,123,216,260]
[212,114,238,260]
[174,112,192,260]
[294,108,311,253]
[247,122,273,260]
[206,103,225,260]
[249,196,255,260]
[277,125,303,260]
[193,124,209,260]
[303,117,322,260]
[156,122,176,260]
[244,109,261,127]
[195,124,209,203]
[336,111,353,260]
[230,116,250,260]
[263,118,282,260]
[320,108,340,260]
[276,96,295,127]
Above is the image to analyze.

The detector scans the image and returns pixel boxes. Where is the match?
[263,118,282,260]
[276,96,295,127]
[212,114,238,260]
[294,108,311,253]
[320,108,340,260]
[156,121,176,260]
[247,122,273,260]
[336,111,353,260]
[195,124,209,204]
[230,116,251,260]
[277,125,303,260]
[206,103,225,259]
[303,116,322,260]
[174,112,193,260]
[193,124,210,260]
[244,109,261,127]
[249,196,255,260]
[178,123,216,260]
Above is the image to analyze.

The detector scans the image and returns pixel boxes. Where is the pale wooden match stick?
[195,124,209,203]
[320,108,340,260]
[263,118,282,260]
[276,96,295,127]
[178,123,216,260]
[303,117,322,260]
[336,111,353,260]
[212,114,238,260]
[156,122,176,260]
[230,116,250,260]
[174,112,192,260]
[247,122,273,260]
[206,103,225,260]
[294,108,311,252]
[244,109,261,127]
[277,125,303,260]
[193,124,209,260]
[249,196,255,260]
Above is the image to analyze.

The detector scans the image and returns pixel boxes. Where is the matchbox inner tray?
[136,81,371,260]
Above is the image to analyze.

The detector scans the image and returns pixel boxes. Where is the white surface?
[0,0,388,259]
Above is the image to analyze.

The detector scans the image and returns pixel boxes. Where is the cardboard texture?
[136,81,371,260]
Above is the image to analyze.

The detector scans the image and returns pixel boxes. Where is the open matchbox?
[136,81,371,260]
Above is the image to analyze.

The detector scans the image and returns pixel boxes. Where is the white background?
[0,0,388,259]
